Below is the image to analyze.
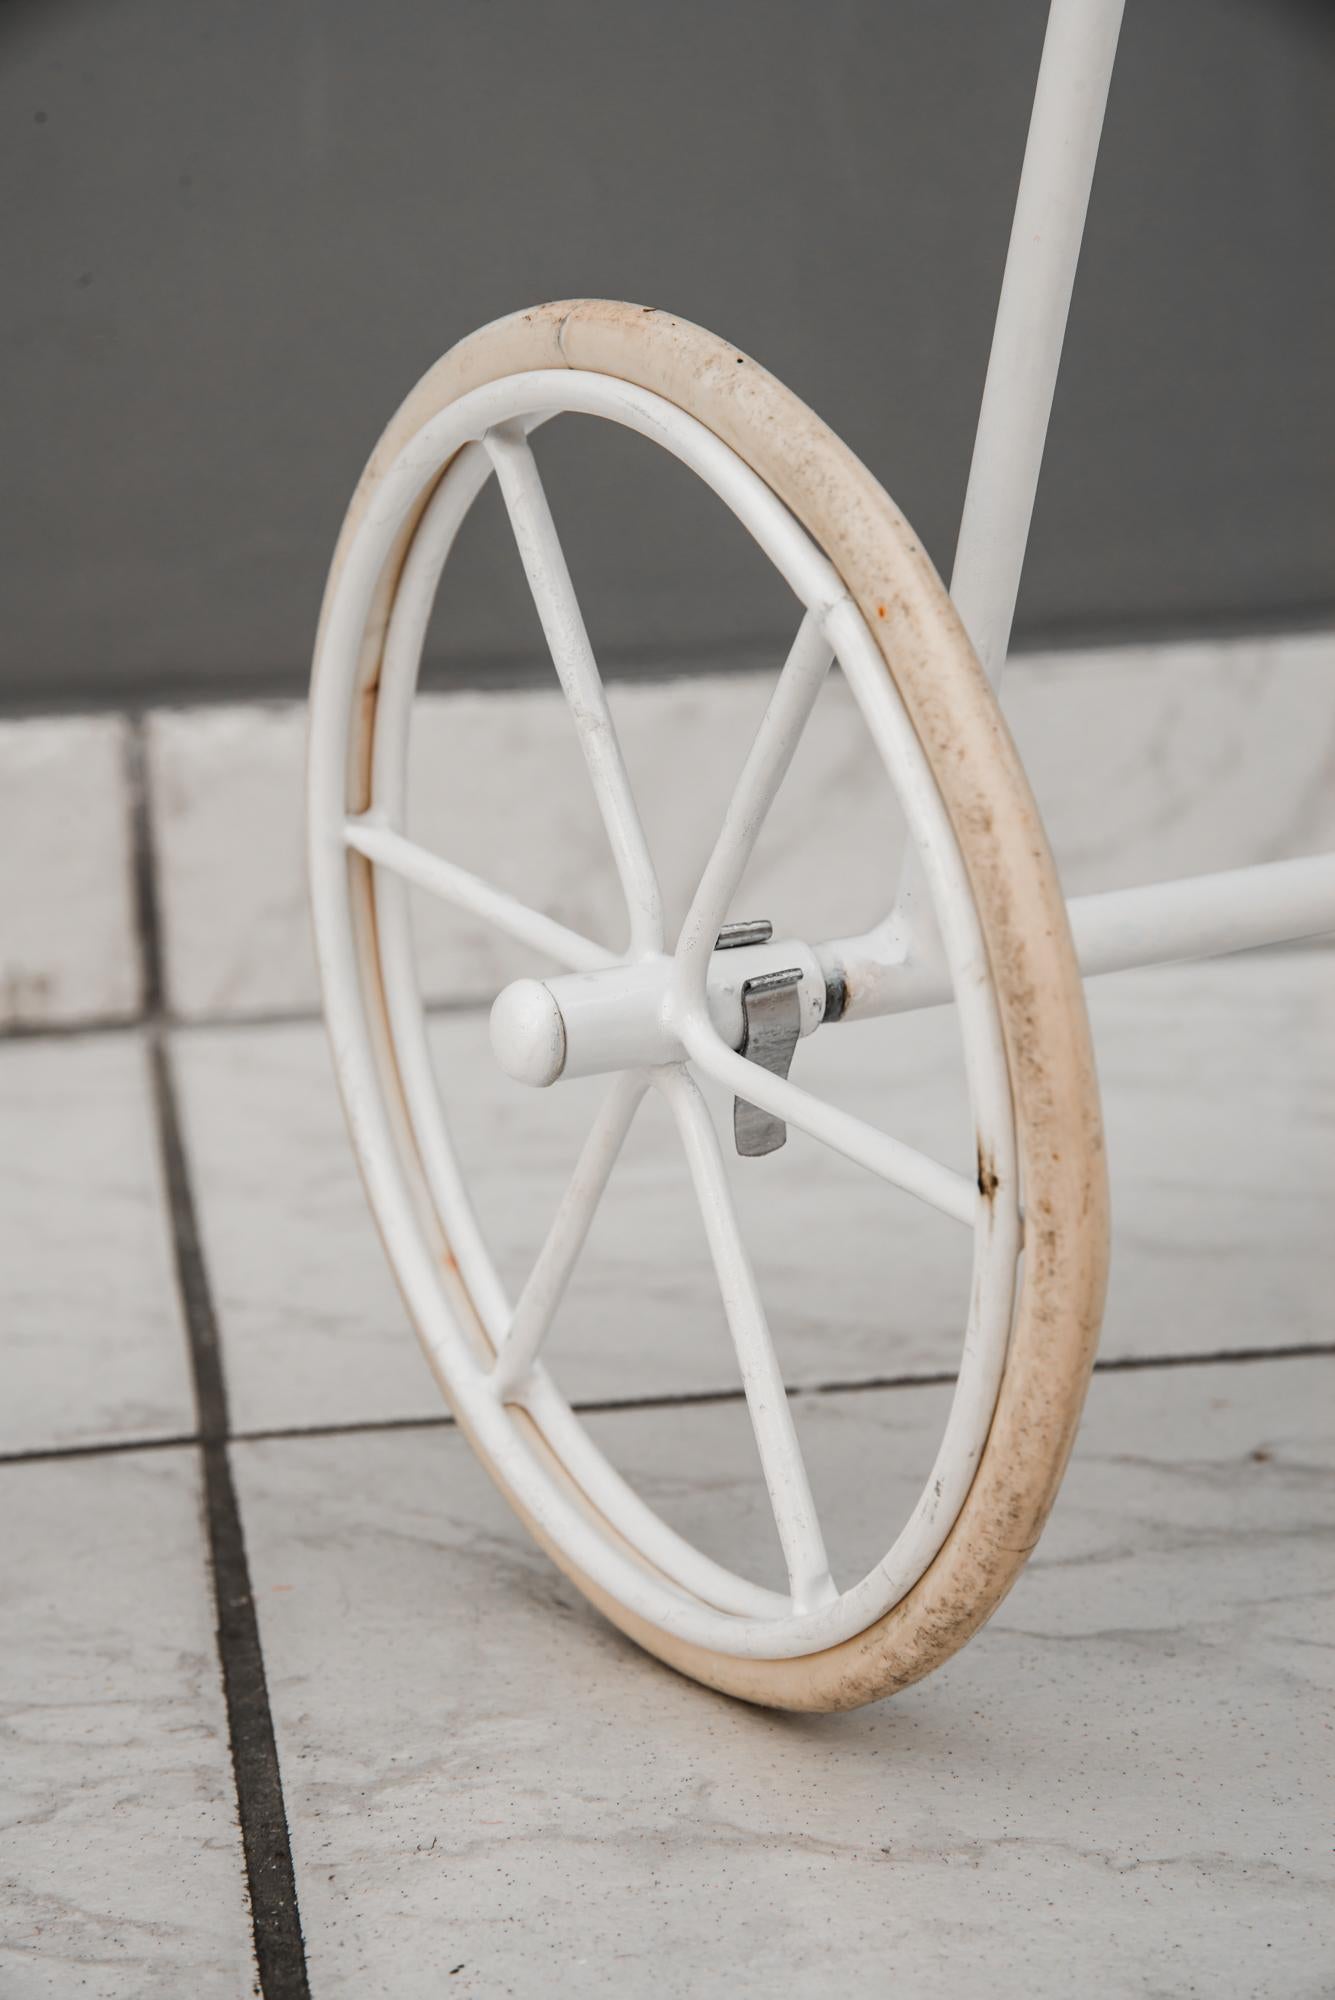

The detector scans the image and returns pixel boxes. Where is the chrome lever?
[714,922,803,1155]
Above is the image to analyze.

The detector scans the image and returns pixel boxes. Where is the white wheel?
[308,301,1109,1710]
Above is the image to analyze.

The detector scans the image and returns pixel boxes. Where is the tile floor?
[2,656,1333,1996]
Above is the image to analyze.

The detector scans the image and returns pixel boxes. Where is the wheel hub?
[488,931,830,1092]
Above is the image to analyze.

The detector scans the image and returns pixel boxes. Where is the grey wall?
[3,0,1332,710]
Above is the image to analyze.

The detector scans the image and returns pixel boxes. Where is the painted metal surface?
[893,0,1126,947]
[308,363,1022,1659]
[309,342,1331,1680]
[307,298,1116,1713]
[486,835,1335,1074]
[950,0,1128,692]
[731,968,804,1157]
[830,851,1335,1022]
[304,1,1330,1705]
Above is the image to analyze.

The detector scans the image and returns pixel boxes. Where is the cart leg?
[950,0,1126,689]
[893,0,1125,955]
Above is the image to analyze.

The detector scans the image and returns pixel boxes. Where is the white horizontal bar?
[832,852,1335,1018]
[345,814,616,974]
[1071,852,1335,977]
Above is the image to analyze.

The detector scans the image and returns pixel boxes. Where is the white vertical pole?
[950,0,1125,688]
[890,0,1125,955]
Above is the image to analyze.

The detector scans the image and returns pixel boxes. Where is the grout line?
[577,1340,1335,1403]
[1090,1342,1335,1374]
[541,1341,1335,1416]
[151,1035,310,2000]
[233,1411,459,1446]
[6,1341,1333,1472]
[124,717,164,1017]
[130,716,311,2000]
[0,1011,145,1043]
[0,1431,202,1468]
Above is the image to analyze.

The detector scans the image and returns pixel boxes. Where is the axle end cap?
[490,979,566,1087]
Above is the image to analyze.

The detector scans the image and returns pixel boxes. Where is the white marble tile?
[146,629,1335,1021]
[177,950,1335,1434]
[0,1032,195,1455]
[393,670,910,1002]
[1086,949,1335,1361]
[0,1449,255,1997]
[171,1015,443,1434]
[146,673,906,1019]
[1005,628,1335,891]
[233,1355,1335,1998]
[146,702,316,1020]
[0,714,140,1028]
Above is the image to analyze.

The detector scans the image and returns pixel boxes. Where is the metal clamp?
[715,923,801,1157]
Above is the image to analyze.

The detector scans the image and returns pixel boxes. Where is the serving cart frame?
[306,0,1334,1708]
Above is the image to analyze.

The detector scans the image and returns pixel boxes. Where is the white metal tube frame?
[311,362,1023,1657]
[472,0,1333,1078]
[887,0,1335,1009]
[495,843,1335,1084]
[308,0,1335,1667]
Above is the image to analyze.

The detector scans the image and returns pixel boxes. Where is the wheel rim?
[309,364,1024,1661]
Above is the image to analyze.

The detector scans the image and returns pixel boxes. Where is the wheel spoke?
[484,424,664,957]
[676,609,832,996]
[683,1017,979,1228]
[660,1066,836,1612]
[490,1069,649,1399]
[345,814,615,974]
